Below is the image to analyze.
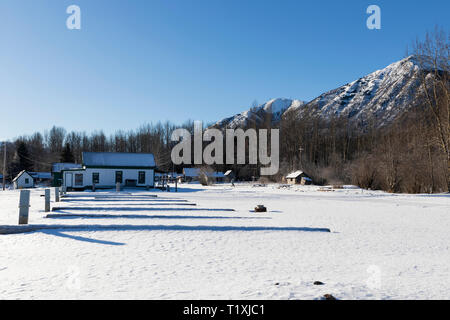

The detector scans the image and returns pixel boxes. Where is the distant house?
[29,172,52,186]
[61,152,156,190]
[181,168,225,183]
[182,168,200,182]
[286,171,312,185]
[12,171,34,189]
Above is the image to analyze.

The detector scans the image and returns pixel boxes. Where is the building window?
[92,173,99,184]
[115,171,123,184]
[75,174,83,186]
[25,178,29,184]
[138,171,145,184]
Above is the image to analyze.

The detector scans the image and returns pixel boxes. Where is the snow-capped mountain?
[294,56,424,127]
[214,98,306,129]
[215,56,428,129]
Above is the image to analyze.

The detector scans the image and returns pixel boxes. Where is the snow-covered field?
[0,183,449,300]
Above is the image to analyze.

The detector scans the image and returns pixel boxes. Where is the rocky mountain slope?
[214,98,306,129]
[214,56,426,129]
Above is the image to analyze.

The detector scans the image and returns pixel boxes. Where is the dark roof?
[52,163,82,173]
[29,172,52,179]
[82,152,156,168]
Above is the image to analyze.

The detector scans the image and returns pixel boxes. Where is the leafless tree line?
[1,30,447,193]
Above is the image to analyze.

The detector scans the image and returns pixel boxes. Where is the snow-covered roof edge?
[12,170,33,182]
[82,152,156,168]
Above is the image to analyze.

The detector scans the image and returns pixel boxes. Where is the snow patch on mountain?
[215,56,431,129]
[292,56,426,127]
[215,98,306,129]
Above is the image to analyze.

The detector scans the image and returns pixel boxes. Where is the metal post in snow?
[55,187,60,202]
[18,190,30,225]
[45,189,50,212]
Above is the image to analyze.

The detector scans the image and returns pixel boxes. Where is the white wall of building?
[63,168,154,189]
[13,172,34,189]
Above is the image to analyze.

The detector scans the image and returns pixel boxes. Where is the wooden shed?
[285,171,312,185]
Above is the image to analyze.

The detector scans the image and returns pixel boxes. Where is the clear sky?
[0,0,449,140]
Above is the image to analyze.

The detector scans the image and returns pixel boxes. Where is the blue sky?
[0,0,448,140]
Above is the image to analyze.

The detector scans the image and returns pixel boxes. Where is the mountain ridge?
[214,56,426,129]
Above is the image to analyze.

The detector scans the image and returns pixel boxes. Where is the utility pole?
[298,146,304,170]
[2,141,6,191]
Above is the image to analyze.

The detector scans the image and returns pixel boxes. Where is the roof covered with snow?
[12,170,33,182]
[29,172,52,179]
[183,168,200,177]
[82,152,156,168]
[52,163,82,173]
[286,171,305,179]
[183,168,224,178]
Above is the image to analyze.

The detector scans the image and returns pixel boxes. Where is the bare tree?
[410,27,449,189]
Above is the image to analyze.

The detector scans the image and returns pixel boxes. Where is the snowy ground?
[0,183,449,300]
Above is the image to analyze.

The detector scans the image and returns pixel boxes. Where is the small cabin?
[286,171,312,185]
[12,171,34,189]
[181,168,225,183]
[182,168,200,182]
[29,172,52,186]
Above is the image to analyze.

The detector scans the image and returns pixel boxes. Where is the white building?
[62,152,156,190]
[12,170,34,189]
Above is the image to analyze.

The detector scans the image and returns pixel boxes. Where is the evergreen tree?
[9,141,33,178]
[60,143,75,163]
